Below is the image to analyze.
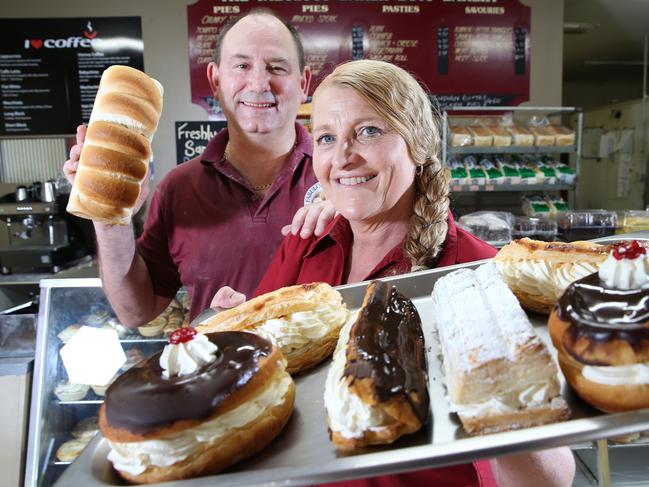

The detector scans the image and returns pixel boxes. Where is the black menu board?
[0,17,143,137]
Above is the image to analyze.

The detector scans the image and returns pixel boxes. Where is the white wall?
[1,0,565,187]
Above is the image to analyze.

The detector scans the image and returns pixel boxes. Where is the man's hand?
[63,125,86,185]
[63,124,151,217]
[281,200,336,239]
[210,286,246,309]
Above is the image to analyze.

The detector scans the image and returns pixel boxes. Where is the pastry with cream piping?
[100,328,294,484]
[197,282,348,374]
[324,280,429,452]
[548,240,649,412]
[495,238,611,314]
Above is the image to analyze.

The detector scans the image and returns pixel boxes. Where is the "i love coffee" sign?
[0,17,143,136]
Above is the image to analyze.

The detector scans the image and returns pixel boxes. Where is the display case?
[55,241,649,487]
[24,278,187,487]
[441,106,583,208]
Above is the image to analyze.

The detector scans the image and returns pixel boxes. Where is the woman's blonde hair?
[313,60,450,269]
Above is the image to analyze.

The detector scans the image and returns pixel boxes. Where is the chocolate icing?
[557,272,649,356]
[344,280,429,423]
[104,331,272,434]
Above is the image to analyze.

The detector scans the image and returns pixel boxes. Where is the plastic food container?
[457,211,514,246]
[557,210,617,241]
[617,210,649,234]
[512,217,558,242]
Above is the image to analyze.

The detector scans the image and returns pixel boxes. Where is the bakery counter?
[58,253,649,487]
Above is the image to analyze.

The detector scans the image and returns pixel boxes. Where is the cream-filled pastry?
[432,262,570,435]
[197,283,348,374]
[495,238,610,314]
[100,328,294,484]
[325,280,429,452]
[549,240,649,412]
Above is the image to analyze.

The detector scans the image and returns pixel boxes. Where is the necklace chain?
[224,141,273,192]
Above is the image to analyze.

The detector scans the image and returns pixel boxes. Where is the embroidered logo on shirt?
[304,182,326,205]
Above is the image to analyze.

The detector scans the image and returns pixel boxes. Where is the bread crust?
[197,283,347,375]
[115,368,295,484]
[67,65,162,224]
[549,310,649,412]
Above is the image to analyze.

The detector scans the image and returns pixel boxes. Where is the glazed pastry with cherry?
[548,240,649,412]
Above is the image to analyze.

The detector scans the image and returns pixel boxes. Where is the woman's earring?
[416,164,424,177]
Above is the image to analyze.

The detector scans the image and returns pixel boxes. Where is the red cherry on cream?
[169,327,197,344]
[612,240,647,261]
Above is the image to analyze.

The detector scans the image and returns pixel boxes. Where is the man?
[64,10,332,326]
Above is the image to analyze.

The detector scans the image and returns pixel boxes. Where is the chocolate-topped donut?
[104,331,272,434]
[548,240,649,412]
[557,272,649,365]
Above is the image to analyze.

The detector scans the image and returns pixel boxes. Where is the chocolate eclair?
[548,240,649,412]
[324,280,429,452]
[100,329,295,484]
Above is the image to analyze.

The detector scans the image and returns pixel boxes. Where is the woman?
[216,60,575,487]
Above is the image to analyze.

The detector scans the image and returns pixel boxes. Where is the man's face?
[208,15,310,136]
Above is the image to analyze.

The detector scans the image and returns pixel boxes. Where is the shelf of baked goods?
[451,183,575,193]
[448,145,576,155]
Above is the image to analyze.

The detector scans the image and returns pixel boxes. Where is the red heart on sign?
[84,31,97,39]
[30,39,43,49]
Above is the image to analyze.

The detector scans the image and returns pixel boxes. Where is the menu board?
[0,17,143,136]
[188,0,530,118]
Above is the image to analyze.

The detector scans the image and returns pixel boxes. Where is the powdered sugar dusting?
[431,262,539,373]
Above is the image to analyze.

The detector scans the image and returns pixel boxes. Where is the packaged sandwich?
[463,155,487,185]
[522,194,552,218]
[495,155,521,184]
[479,156,505,184]
[449,156,469,186]
[553,161,577,184]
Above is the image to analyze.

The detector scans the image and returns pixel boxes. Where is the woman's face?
[311,85,416,225]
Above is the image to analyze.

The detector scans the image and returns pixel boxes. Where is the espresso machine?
[0,181,94,274]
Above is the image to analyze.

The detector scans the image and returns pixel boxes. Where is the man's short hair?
[213,9,306,72]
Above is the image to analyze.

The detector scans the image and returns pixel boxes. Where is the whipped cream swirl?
[598,245,649,290]
[159,333,218,379]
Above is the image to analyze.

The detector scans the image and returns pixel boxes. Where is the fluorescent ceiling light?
[564,22,600,34]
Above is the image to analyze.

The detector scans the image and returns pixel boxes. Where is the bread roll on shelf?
[67,65,163,225]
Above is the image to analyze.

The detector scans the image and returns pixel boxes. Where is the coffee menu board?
[188,0,530,118]
[0,17,143,136]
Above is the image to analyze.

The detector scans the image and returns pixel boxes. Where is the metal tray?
[57,254,649,487]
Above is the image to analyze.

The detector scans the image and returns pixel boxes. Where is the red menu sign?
[188,0,530,118]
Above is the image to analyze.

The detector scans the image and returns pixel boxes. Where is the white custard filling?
[582,363,649,386]
[497,260,598,300]
[449,383,555,417]
[324,311,389,439]
[255,305,348,359]
[106,367,292,476]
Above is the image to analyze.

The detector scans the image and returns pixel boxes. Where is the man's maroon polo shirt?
[255,211,497,295]
[137,123,317,320]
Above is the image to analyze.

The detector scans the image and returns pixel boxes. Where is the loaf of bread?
[529,125,556,146]
[487,125,512,147]
[67,65,164,225]
[549,125,575,146]
[505,125,534,146]
[431,262,570,435]
[467,125,493,146]
[449,126,472,147]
